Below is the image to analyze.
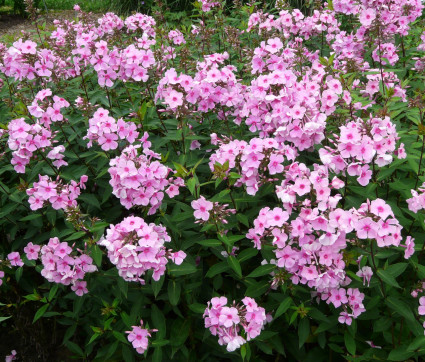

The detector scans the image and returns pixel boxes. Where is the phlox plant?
[1,0,425,360]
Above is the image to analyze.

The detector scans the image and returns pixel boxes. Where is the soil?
[0,10,99,39]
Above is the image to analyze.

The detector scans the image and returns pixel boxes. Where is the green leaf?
[206,261,229,278]
[227,256,242,278]
[168,262,197,276]
[65,231,87,241]
[152,275,165,299]
[0,316,12,323]
[19,213,42,221]
[91,245,103,267]
[33,303,49,323]
[152,305,166,339]
[377,269,400,288]
[237,248,258,263]
[168,280,181,306]
[344,331,356,355]
[112,331,128,344]
[385,263,408,278]
[79,194,101,210]
[170,318,190,347]
[15,267,23,283]
[188,303,206,314]
[247,264,275,278]
[387,346,414,361]
[151,339,169,347]
[236,213,249,227]
[407,336,425,352]
[245,281,269,298]
[48,284,59,301]
[196,239,221,247]
[64,340,85,357]
[298,318,310,348]
[275,298,292,319]
[386,296,415,321]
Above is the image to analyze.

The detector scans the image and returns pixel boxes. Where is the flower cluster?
[98,216,186,284]
[85,108,139,151]
[168,30,186,45]
[7,118,57,173]
[108,143,183,213]
[28,89,70,127]
[319,116,400,186]
[37,237,97,296]
[209,136,295,195]
[26,174,88,211]
[407,183,425,213]
[199,0,221,12]
[126,320,156,354]
[203,296,268,352]
[248,159,405,319]
[156,54,242,116]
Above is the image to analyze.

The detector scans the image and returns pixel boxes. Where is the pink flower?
[338,312,352,325]
[127,320,155,354]
[165,90,183,109]
[359,8,376,26]
[71,280,88,296]
[404,236,415,259]
[328,288,348,308]
[7,252,24,267]
[191,196,213,221]
[5,350,17,362]
[24,242,41,260]
[219,307,240,328]
[417,296,425,315]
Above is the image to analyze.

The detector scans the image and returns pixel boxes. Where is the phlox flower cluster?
[199,0,221,12]
[98,216,186,284]
[126,320,156,354]
[372,43,399,66]
[46,13,157,86]
[37,237,97,296]
[26,174,88,211]
[84,108,139,151]
[248,159,406,320]
[203,296,268,352]
[412,284,425,335]
[319,116,401,186]
[1,39,56,81]
[414,32,425,71]
[247,9,339,40]
[28,88,70,127]
[124,13,156,36]
[108,142,184,213]
[168,30,186,45]
[191,195,236,223]
[156,53,243,116]
[7,118,58,174]
[360,71,407,101]
[230,41,332,150]
[209,136,295,195]
[407,183,425,213]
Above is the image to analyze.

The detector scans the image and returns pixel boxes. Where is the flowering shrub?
[1,0,425,360]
